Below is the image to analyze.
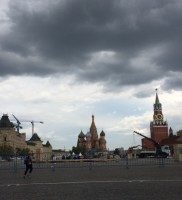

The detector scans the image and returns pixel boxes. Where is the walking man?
[23,153,33,178]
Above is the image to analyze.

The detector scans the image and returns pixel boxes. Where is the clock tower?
[141,89,169,150]
[150,89,168,144]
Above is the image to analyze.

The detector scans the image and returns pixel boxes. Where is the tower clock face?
[155,114,163,120]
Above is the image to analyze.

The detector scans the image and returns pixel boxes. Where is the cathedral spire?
[92,114,94,123]
[90,114,96,131]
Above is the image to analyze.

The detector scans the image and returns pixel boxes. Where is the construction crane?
[12,115,43,135]
[128,145,142,152]
[133,131,168,158]
[12,114,23,133]
[29,120,44,136]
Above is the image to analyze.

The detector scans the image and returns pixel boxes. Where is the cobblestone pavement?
[0,165,182,200]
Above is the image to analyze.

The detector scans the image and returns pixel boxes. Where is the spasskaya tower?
[150,89,168,144]
[142,89,169,150]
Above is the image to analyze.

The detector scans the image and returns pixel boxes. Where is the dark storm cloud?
[0,0,182,92]
[162,73,182,91]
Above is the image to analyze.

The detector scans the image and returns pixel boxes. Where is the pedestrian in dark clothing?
[23,153,33,178]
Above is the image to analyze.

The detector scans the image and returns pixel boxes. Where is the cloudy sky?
[0,0,182,150]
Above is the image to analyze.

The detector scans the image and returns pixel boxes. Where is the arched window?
[3,134,7,142]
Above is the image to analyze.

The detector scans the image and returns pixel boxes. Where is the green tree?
[113,148,120,155]
[0,145,14,159]
[16,147,30,156]
[72,146,87,155]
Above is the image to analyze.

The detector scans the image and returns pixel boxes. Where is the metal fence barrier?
[0,153,182,171]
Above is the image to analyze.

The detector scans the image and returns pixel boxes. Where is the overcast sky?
[0,0,182,150]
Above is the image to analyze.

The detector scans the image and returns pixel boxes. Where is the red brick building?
[142,90,169,150]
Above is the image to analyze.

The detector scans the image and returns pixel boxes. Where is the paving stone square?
[0,165,182,200]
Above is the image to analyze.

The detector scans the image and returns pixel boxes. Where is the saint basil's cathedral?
[77,115,107,151]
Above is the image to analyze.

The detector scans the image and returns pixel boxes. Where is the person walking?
[23,153,33,178]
